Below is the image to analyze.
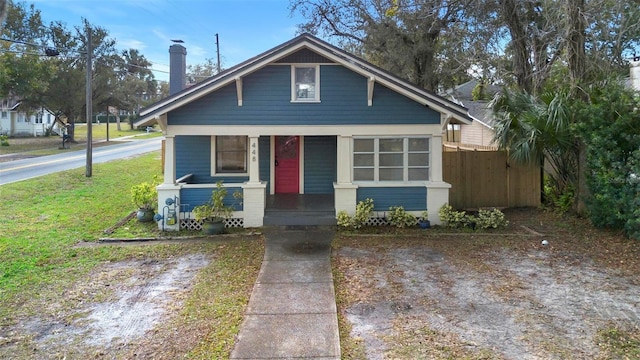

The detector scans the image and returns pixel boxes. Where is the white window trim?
[353,136,431,184]
[291,64,321,103]
[210,136,249,177]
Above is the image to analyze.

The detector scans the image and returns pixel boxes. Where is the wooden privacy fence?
[442,148,540,209]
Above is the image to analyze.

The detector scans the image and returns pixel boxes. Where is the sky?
[31,0,306,81]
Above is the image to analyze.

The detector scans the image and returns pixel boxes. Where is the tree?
[0,1,55,105]
[573,81,640,239]
[490,88,577,204]
[187,57,220,84]
[290,0,474,92]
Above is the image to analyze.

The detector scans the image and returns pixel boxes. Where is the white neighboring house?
[630,59,640,91]
[0,97,60,136]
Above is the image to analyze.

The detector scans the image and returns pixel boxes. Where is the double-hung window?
[291,65,320,102]
[212,136,248,175]
[353,137,430,182]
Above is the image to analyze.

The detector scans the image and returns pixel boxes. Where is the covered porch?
[264,194,336,226]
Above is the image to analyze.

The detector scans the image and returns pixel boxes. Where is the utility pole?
[215,33,221,74]
[85,25,93,177]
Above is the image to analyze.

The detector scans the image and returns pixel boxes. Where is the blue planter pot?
[203,219,225,235]
[137,209,155,223]
[419,219,431,229]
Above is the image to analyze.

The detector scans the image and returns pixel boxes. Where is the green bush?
[439,204,508,230]
[386,206,417,228]
[543,176,575,214]
[475,208,509,229]
[336,210,352,228]
[336,198,374,229]
[0,134,8,146]
[438,204,468,228]
[573,81,640,240]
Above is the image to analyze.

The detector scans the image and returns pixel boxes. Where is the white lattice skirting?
[180,218,244,231]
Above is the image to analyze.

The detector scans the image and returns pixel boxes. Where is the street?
[0,138,162,186]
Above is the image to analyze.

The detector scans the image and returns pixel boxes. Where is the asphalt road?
[0,138,162,186]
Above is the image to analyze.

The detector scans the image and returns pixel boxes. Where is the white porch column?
[336,135,352,184]
[243,135,265,227]
[334,135,358,215]
[242,182,266,227]
[427,134,450,225]
[431,134,444,182]
[164,135,176,184]
[248,136,261,184]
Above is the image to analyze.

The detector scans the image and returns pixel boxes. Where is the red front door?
[275,136,300,193]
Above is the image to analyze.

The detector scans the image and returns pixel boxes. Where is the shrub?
[438,204,467,228]
[336,210,352,228]
[336,198,374,229]
[386,206,417,228]
[475,208,509,229]
[0,134,8,146]
[573,81,640,239]
[439,204,508,230]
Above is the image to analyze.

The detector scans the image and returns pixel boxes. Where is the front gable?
[136,34,471,129]
[168,63,441,126]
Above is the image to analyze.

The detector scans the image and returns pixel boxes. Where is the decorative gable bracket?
[368,77,375,106]
[236,77,243,106]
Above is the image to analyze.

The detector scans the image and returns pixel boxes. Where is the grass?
[0,123,161,156]
[0,152,264,358]
[596,325,640,360]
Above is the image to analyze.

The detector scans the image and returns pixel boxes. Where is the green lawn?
[0,123,162,157]
[0,152,263,358]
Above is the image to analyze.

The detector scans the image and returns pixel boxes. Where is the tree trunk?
[116,111,122,131]
[567,0,586,90]
[501,0,533,93]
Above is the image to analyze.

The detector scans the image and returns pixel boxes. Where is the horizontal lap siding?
[179,187,244,212]
[168,65,440,126]
[357,187,427,211]
[175,135,248,184]
[175,135,210,183]
[304,136,336,194]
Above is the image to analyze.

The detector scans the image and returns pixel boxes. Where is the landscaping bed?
[334,208,640,359]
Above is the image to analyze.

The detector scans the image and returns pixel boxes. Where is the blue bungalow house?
[134,33,471,230]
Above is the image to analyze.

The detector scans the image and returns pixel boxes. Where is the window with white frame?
[0,111,7,119]
[211,136,248,175]
[353,137,430,182]
[292,65,319,102]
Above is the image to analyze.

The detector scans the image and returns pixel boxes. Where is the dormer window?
[292,65,320,102]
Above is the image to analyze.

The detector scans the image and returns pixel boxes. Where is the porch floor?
[264,194,336,226]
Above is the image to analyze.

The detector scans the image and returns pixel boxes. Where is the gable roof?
[135,33,472,128]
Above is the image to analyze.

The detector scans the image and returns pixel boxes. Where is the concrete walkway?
[230,227,340,359]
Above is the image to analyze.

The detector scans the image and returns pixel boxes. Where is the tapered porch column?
[157,135,181,231]
[427,134,450,225]
[164,135,176,184]
[243,135,266,227]
[334,135,358,215]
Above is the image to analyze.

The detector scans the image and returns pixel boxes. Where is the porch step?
[263,210,336,226]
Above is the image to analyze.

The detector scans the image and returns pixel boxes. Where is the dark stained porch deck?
[263,194,336,226]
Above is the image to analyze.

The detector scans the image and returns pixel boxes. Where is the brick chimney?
[169,44,187,95]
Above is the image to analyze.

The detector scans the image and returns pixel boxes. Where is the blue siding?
[175,136,210,183]
[175,135,248,184]
[180,187,244,212]
[168,65,440,126]
[357,187,427,211]
[304,136,336,194]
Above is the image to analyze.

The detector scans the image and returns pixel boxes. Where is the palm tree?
[489,88,578,203]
